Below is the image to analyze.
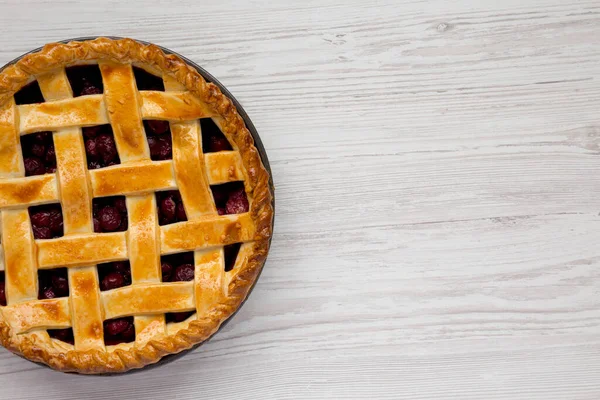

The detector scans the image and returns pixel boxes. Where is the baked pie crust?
[0,37,273,373]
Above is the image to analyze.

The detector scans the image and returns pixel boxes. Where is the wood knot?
[436,22,452,32]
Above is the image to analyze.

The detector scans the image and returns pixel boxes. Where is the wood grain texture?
[0,0,599,398]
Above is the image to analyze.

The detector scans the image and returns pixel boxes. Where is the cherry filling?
[144,120,173,161]
[104,316,135,346]
[93,196,128,233]
[224,243,242,272]
[161,252,195,322]
[99,262,133,345]
[165,311,195,323]
[14,80,45,105]
[66,65,104,97]
[156,190,187,226]
[29,204,64,239]
[98,261,131,291]
[38,268,69,300]
[210,182,249,216]
[83,125,120,169]
[48,328,74,345]
[201,118,232,153]
[161,252,194,282]
[133,67,165,91]
[0,271,6,306]
[21,131,57,176]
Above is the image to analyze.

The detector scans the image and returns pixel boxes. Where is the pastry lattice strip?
[0,62,255,350]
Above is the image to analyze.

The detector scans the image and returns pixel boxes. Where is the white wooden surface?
[0,0,599,398]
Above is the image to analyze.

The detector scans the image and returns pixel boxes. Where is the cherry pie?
[0,38,273,373]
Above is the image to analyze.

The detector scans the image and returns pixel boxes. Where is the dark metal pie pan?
[0,36,274,375]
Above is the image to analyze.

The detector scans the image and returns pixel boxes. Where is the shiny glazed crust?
[0,38,273,373]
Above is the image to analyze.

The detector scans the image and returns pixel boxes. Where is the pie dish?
[0,37,273,373]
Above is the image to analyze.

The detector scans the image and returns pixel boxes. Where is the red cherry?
[48,208,63,234]
[49,328,74,344]
[207,135,231,152]
[201,119,231,153]
[24,157,46,176]
[99,206,121,232]
[146,135,157,151]
[85,138,98,160]
[88,160,102,170]
[161,262,173,281]
[101,272,125,291]
[118,216,128,231]
[80,81,101,96]
[93,200,102,214]
[33,226,52,240]
[33,132,51,143]
[111,262,131,283]
[114,197,127,214]
[173,263,194,282]
[121,323,135,342]
[41,287,56,299]
[179,252,194,265]
[45,143,56,164]
[30,211,51,227]
[149,135,172,160]
[148,136,160,157]
[158,139,173,160]
[31,142,45,157]
[96,133,118,163]
[93,217,101,232]
[225,188,249,214]
[171,190,182,202]
[112,261,130,274]
[145,120,169,135]
[51,275,69,297]
[211,186,228,206]
[169,312,193,322]
[82,126,102,138]
[105,318,130,336]
[160,195,176,221]
[176,202,187,221]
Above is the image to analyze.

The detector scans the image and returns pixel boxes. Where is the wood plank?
[0,0,599,398]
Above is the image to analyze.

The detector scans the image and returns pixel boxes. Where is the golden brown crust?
[0,37,273,373]
[89,161,176,197]
[0,174,58,208]
[18,95,109,133]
